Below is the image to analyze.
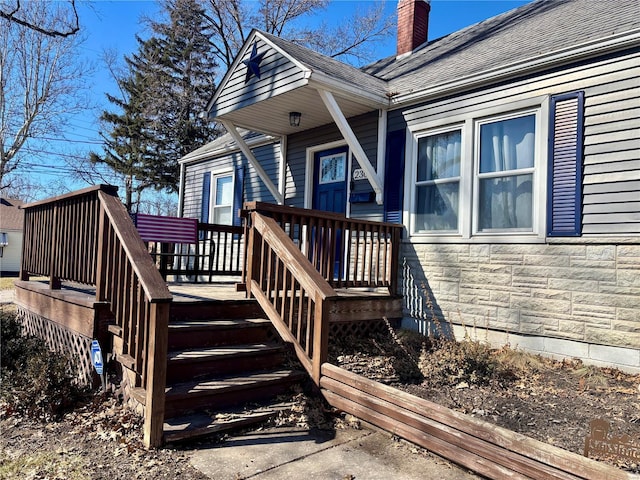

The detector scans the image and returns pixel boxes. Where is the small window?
[212,173,233,225]
[414,129,461,232]
[476,114,535,232]
[319,153,346,184]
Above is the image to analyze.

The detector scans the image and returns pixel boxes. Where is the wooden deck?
[15,279,398,303]
[16,187,404,448]
[168,280,395,302]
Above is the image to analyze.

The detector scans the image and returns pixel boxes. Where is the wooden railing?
[20,185,171,448]
[242,202,402,294]
[147,223,244,281]
[246,212,338,384]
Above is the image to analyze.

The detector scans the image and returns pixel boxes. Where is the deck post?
[95,203,109,302]
[238,212,250,291]
[143,301,170,448]
[390,227,401,295]
[311,294,330,385]
[246,213,262,299]
[49,203,61,290]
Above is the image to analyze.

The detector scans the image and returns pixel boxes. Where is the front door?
[313,146,348,214]
[312,146,348,279]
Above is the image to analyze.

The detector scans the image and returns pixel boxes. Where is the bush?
[0,311,88,420]
[419,338,516,387]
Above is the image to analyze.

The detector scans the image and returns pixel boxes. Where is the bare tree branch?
[297,3,395,64]
[0,1,89,188]
[0,0,80,38]
[203,0,394,69]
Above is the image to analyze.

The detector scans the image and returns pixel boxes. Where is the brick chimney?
[397,0,430,57]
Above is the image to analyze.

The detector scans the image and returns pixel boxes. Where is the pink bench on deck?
[133,213,198,244]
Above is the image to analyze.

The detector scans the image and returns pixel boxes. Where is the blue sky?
[29,0,529,197]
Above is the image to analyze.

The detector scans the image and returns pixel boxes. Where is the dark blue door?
[312,147,348,280]
[313,146,348,214]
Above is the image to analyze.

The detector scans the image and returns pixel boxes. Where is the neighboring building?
[0,197,25,275]
[179,0,640,371]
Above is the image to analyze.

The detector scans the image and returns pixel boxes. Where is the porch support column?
[220,119,284,204]
[316,88,384,204]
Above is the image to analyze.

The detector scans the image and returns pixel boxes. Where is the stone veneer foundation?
[400,242,640,373]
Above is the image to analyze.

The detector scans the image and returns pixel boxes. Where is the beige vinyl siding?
[213,38,307,118]
[582,75,640,234]
[182,142,280,220]
[0,230,22,273]
[399,47,640,237]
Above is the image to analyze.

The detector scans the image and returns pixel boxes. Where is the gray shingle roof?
[363,0,640,96]
[259,0,639,102]
[180,129,276,164]
[0,198,25,231]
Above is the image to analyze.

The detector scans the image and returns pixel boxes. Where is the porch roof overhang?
[207,30,390,137]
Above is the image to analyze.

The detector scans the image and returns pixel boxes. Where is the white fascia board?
[177,162,185,217]
[179,134,278,165]
[317,88,384,204]
[391,29,640,108]
[308,73,389,108]
[255,32,313,77]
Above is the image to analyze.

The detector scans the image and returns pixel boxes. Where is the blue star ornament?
[243,42,266,84]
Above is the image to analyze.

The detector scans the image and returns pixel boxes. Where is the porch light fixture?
[289,111,301,127]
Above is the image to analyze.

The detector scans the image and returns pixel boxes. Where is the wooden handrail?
[247,212,337,384]
[20,185,170,448]
[21,184,119,208]
[243,201,401,228]
[242,202,403,294]
[98,192,172,302]
[251,213,335,300]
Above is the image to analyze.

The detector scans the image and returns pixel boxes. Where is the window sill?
[405,234,546,244]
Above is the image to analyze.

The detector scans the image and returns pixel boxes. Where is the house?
[0,197,25,275]
[180,0,640,372]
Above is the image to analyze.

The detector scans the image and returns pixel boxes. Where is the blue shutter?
[384,129,406,224]
[200,173,211,223]
[547,92,584,237]
[232,166,245,227]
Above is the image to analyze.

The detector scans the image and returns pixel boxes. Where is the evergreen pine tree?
[93,0,219,210]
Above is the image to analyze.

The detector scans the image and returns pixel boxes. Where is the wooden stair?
[162,300,306,443]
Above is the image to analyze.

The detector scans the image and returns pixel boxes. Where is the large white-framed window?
[414,127,463,233]
[406,100,546,241]
[210,170,234,225]
[475,112,536,233]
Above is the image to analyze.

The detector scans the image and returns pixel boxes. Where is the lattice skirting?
[16,307,95,386]
[329,318,400,339]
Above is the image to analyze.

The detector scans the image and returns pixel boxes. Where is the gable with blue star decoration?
[243,42,266,84]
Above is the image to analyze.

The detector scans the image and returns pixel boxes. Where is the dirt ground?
[1,325,639,478]
[329,327,640,474]
[0,395,211,480]
[0,388,463,480]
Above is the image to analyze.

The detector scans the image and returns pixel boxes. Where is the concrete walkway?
[188,426,480,480]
